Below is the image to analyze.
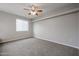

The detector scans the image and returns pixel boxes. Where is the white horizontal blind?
[16,19,29,31]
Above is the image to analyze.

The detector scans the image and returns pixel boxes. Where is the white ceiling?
[0,3,73,19]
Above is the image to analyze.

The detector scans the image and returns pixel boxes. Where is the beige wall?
[33,12,78,49]
[33,4,79,49]
[78,12,79,48]
[0,11,33,43]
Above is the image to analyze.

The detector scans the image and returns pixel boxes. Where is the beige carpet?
[0,38,78,56]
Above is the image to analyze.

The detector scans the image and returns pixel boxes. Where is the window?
[16,19,29,31]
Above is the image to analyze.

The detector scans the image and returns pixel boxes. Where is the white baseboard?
[0,37,33,43]
[34,37,79,50]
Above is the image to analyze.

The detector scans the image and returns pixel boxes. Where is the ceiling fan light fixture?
[31,11,36,15]
[24,4,43,16]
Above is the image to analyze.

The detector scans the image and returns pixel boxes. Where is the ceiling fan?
[24,4,43,16]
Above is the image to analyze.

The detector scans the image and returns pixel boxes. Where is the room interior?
[0,3,79,56]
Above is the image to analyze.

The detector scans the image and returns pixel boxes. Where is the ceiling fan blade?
[37,9,43,12]
[28,13,31,15]
[36,13,38,16]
